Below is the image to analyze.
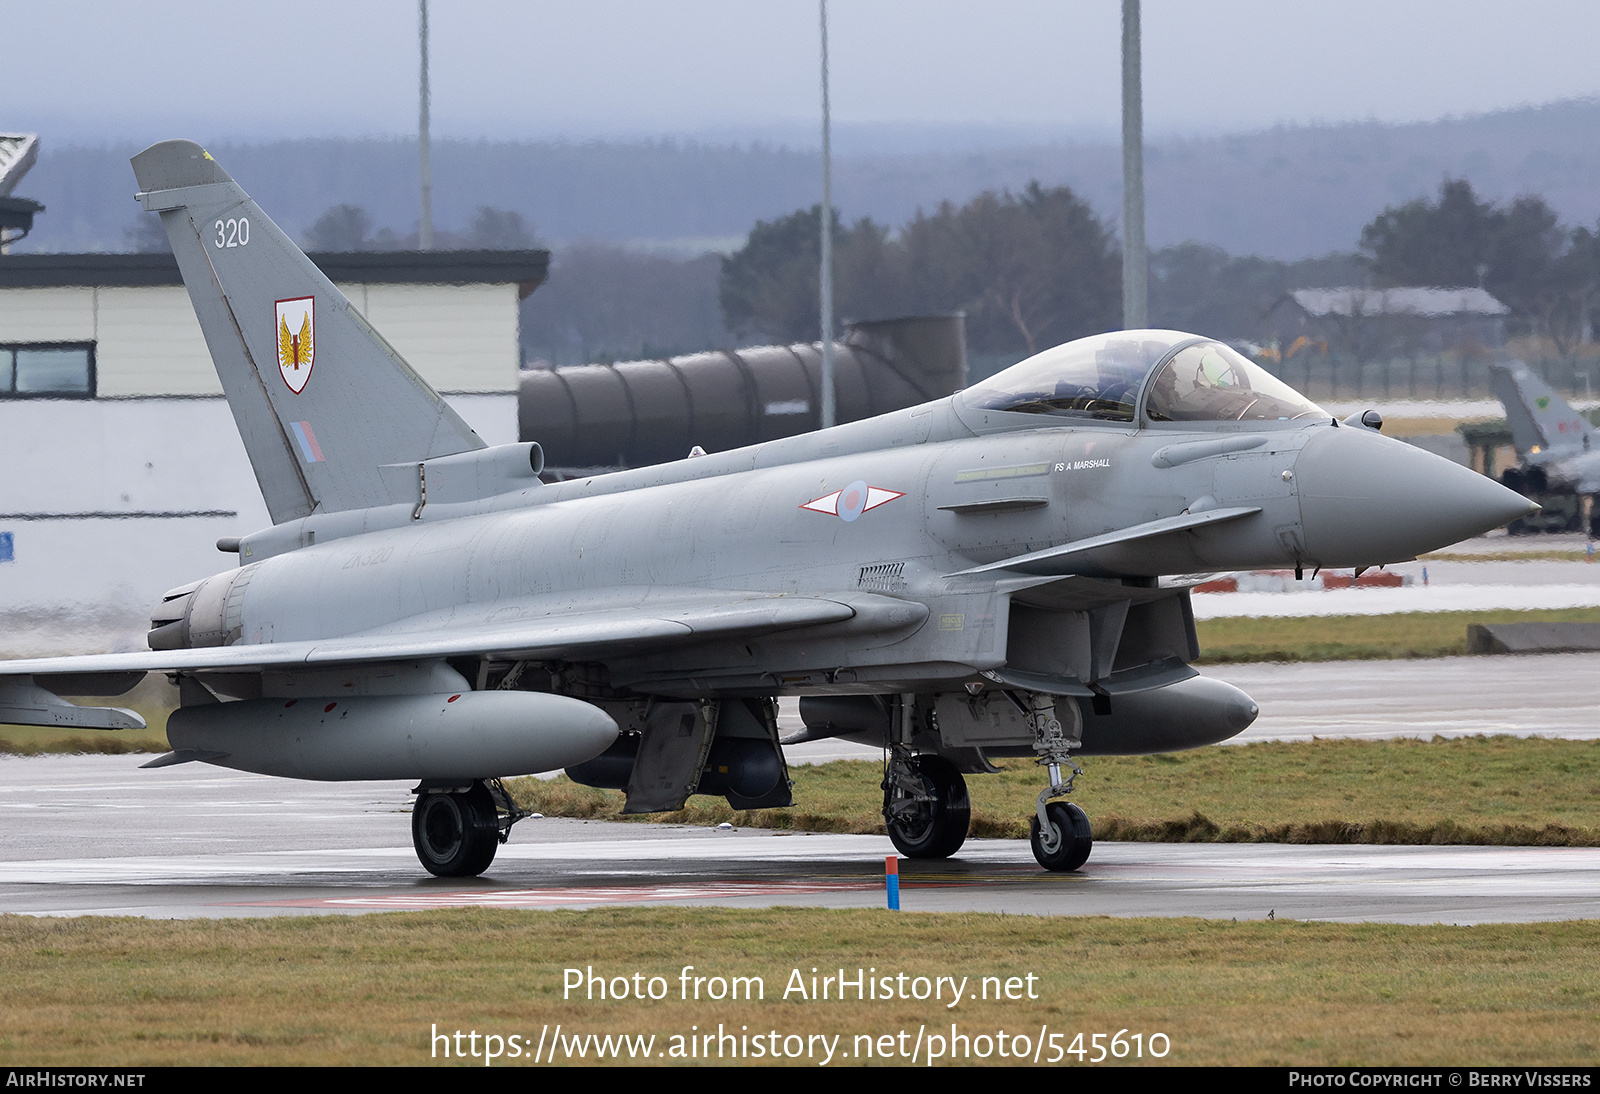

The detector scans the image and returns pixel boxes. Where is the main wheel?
[1030,801,1092,872]
[412,782,500,877]
[885,755,970,859]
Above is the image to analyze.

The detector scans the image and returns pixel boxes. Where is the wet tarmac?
[5,644,1599,925]
[4,803,1595,925]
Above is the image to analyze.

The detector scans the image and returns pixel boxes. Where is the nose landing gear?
[1015,691,1093,872]
[1031,799,1092,872]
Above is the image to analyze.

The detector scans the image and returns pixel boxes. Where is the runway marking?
[231,871,1055,910]
[240,880,884,909]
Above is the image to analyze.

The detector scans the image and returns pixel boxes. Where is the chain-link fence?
[1258,354,1600,403]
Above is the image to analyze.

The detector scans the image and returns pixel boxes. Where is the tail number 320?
[214,217,250,248]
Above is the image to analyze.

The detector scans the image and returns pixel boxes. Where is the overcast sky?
[9,1,1600,147]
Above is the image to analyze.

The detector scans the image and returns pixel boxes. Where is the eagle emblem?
[275,296,315,393]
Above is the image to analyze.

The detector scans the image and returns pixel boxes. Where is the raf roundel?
[800,480,905,521]
[276,296,316,394]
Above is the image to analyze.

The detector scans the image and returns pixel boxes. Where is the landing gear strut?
[1014,691,1093,872]
[882,694,970,859]
[411,778,527,877]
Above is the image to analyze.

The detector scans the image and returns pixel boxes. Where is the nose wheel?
[1030,799,1093,871]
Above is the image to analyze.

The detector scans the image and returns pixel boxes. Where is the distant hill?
[16,99,1600,259]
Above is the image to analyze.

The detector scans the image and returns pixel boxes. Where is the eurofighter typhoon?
[0,142,1536,877]
[1489,360,1600,536]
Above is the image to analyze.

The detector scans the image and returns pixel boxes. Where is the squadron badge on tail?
[276,296,315,393]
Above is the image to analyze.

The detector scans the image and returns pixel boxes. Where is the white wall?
[342,283,519,394]
[0,282,521,397]
[98,287,219,396]
[0,286,94,344]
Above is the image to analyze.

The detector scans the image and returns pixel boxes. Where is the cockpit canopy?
[961,330,1327,425]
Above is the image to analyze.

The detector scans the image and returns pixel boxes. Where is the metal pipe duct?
[519,314,966,469]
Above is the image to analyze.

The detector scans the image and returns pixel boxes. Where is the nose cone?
[1296,425,1536,565]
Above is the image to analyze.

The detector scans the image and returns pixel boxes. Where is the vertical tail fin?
[131,140,483,524]
[1489,361,1594,456]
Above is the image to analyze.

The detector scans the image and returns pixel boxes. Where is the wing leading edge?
[0,590,892,728]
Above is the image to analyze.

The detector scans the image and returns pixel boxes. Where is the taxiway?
[1,752,1597,924]
[4,646,1598,928]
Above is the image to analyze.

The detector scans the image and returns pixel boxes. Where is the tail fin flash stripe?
[290,421,325,463]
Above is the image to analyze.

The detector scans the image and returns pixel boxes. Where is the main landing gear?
[1016,691,1093,872]
[883,752,970,859]
[882,694,970,860]
[411,778,528,877]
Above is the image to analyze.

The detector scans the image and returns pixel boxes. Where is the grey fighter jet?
[1489,361,1600,536]
[0,142,1535,877]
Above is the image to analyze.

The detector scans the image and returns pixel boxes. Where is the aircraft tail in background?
[131,140,484,525]
[1488,361,1594,457]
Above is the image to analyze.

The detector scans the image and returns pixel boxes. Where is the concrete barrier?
[1466,622,1600,654]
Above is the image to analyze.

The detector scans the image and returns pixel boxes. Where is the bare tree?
[123,213,170,254]
[304,205,374,252]
[466,207,536,250]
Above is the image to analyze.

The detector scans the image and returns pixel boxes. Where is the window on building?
[0,343,95,397]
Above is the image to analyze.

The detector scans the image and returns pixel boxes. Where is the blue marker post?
[886,855,900,910]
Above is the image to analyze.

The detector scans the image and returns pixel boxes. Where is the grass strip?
[2,909,1597,1066]
[1194,607,1600,662]
[0,718,169,756]
[509,735,1600,846]
[0,676,175,755]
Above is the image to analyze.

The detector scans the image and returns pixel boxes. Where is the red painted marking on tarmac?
[236,880,881,910]
[224,873,1049,912]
